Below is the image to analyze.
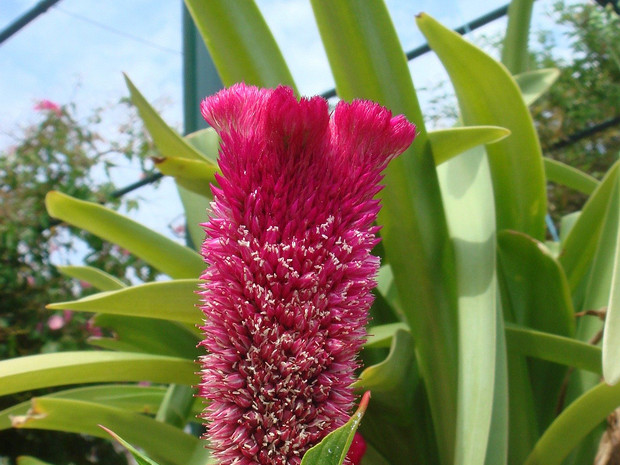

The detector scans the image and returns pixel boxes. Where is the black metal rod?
[0,0,63,45]
[320,2,513,100]
[548,115,620,152]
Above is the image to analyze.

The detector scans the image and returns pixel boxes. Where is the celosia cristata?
[198,84,415,465]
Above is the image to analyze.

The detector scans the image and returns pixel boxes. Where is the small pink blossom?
[198,84,415,465]
[47,314,65,331]
[34,99,62,117]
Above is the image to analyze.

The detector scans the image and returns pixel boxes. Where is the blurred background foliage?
[0,99,159,464]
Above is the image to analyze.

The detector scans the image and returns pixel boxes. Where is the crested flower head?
[198,84,415,465]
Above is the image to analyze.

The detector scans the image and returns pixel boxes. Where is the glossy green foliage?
[184,0,296,90]
[300,392,370,465]
[11,398,199,465]
[310,4,459,462]
[47,279,201,324]
[46,191,204,279]
[6,1,620,465]
[417,13,547,241]
[0,352,197,397]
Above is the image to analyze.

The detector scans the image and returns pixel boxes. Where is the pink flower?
[198,84,415,465]
[34,99,62,117]
[47,314,65,331]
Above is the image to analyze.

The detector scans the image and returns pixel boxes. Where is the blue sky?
[0,0,558,261]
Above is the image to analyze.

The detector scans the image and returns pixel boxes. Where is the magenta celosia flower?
[198,84,415,465]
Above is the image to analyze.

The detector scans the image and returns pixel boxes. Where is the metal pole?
[0,0,63,45]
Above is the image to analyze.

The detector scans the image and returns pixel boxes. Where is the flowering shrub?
[1,1,619,465]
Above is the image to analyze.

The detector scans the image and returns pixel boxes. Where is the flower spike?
[198,84,415,465]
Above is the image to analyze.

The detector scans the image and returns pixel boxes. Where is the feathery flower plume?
[198,84,416,465]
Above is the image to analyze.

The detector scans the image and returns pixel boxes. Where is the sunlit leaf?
[505,324,601,374]
[47,280,200,324]
[544,157,599,195]
[0,385,167,430]
[600,179,620,385]
[501,0,535,74]
[417,13,547,240]
[184,0,296,90]
[57,265,126,291]
[429,126,510,165]
[154,157,218,198]
[524,381,620,465]
[560,160,619,291]
[0,352,197,397]
[11,398,198,465]
[438,145,498,465]
[125,74,209,162]
[46,191,204,279]
[514,68,560,106]
[89,314,200,359]
[311,5,459,462]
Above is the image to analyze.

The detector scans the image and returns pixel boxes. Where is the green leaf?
[483,307,509,465]
[498,231,575,335]
[0,352,197,397]
[0,385,167,430]
[101,426,162,465]
[154,157,218,198]
[429,126,510,165]
[90,314,200,359]
[155,385,197,428]
[438,145,498,465]
[11,398,199,465]
[600,179,620,385]
[185,128,220,164]
[184,0,297,90]
[57,265,126,291]
[300,391,370,465]
[124,74,209,162]
[17,457,53,465]
[311,4,459,463]
[47,279,201,324]
[417,13,547,240]
[560,160,619,291]
[364,322,408,349]
[501,0,534,74]
[505,324,601,374]
[544,157,599,195]
[176,184,208,251]
[514,68,560,106]
[524,381,620,465]
[355,329,416,422]
[46,191,204,279]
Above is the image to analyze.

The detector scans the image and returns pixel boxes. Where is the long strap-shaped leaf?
[417,13,547,241]
[125,74,211,162]
[524,381,620,465]
[57,265,126,291]
[560,160,619,291]
[11,398,199,465]
[46,191,204,279]
[184,0,296,90]
[438,146,500,465]
[0,352,197,397]
[600,178,620,385]
[501,0,535,75]
[310,3,458,464]
[47,279,201,324]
